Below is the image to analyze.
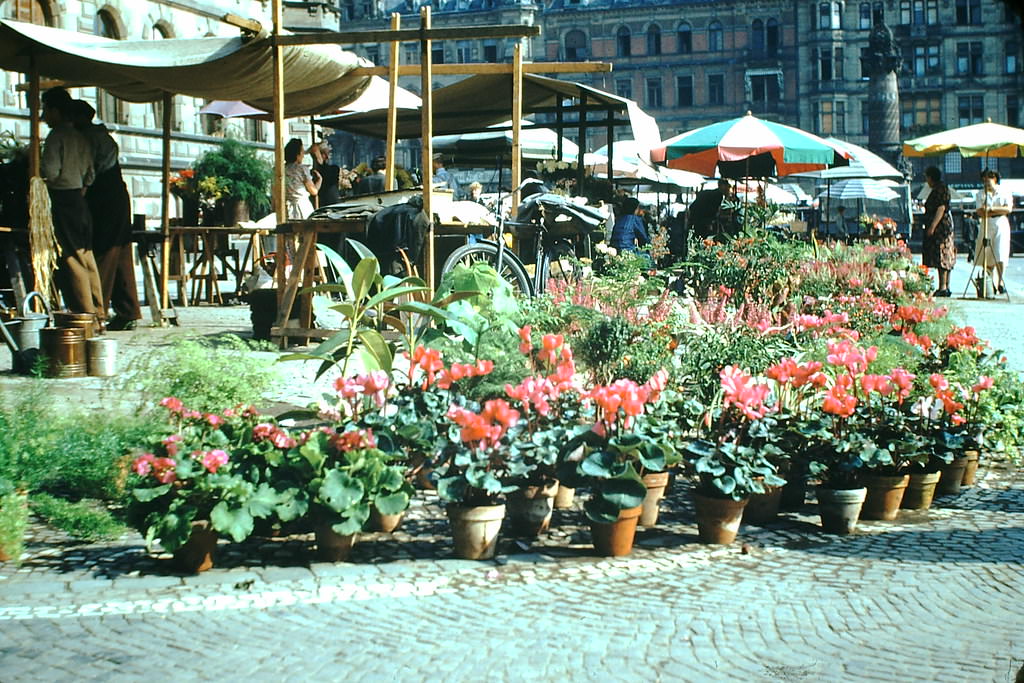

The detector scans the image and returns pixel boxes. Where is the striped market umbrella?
[650,112,849,178]
[815,178,899,202]
[903,120,1024,159]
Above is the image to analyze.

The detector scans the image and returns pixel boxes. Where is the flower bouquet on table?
[683,365,785,543]
[169,169,197,199]
[126,398,299,571]
[557,368,679,555]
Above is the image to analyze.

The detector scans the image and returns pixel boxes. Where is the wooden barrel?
[40,326,86,378]
[52,312,98,339]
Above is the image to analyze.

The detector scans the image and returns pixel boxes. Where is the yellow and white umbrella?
[903,120,1024,159]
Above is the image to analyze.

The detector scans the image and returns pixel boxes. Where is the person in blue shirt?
[431,153,461,198]
[610,197,650,253]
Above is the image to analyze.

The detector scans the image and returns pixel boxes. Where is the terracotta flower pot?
[589,505,643,556]
[860,473,910,520]
[817,486,867,535]
[744,485,782,525]
[447,504,505,560]
[172,520,218,573]
[692,492,748,545]
[314,520,357,562]
[901,471,942,510]
[507,480,558,537]
[937,456,969,496]
[639,471,671,527]
[553,483,575,509]
[368,505,404,533]
[961,450,980,487]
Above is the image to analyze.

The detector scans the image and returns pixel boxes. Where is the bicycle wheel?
[442,241,534,296]
[535,239,583,296]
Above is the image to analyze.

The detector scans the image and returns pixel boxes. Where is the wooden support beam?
[511,42,523,215]
[384,13,401,192]
[420,6,434,294]
[221,13,261,33]
[273,24,539,47]
[27,56,39,179]
[159,91,172,315]
[272,0,287,335]
[349,62,611,77]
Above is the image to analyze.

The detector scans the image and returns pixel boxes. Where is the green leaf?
[583,496,621,524]
[598,474,646,511]
[132,484,171,502]
[246,483,280,519]
[357,328,393,373]
[373,491,410,515]
[316,242,354,298]
[364,286,431,311]
[319,469,364,514]
[352,257,379,302]
[274,488,308,523]
[210,502,254,543]
[346,238,377,262]
[580,450,616,478]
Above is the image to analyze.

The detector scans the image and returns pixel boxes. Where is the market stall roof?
[316,73,659,144]
[0,19,371,116]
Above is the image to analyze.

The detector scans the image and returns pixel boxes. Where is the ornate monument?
[864,22,902,165]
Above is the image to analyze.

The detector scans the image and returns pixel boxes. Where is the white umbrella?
[816,178,899,202]
[433,120,579,166]
[792,137,904,180]
[707,179,798,205]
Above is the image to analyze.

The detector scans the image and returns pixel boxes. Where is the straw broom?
[27,175,60,307]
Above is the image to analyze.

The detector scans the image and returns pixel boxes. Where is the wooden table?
[168,226,270,306]
[271,217,490,346]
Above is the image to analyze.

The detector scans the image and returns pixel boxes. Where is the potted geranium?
[126,398,294,572]
[683,365,785,544]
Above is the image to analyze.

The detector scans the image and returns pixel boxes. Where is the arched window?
[751,19,765,54]
[872,2,884,23]
[149,22,179,132]
[616,26,632,57]
[766,18,780,56]
[707,21,723,52]
[677,22,692,54]
[94,8,125,124]
[564,29,587,60]
[1,0,55,25]
[859,2,872,28]
[646,24,661,56]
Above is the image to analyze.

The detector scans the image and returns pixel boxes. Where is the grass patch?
[30,493,126,542]
[0,489,29,564]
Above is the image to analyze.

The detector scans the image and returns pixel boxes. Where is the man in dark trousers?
[40,87,104,319]
[70,99,141,330]
[687,178,735,239]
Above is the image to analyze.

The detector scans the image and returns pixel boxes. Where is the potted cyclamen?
[684,365,785,544]
[558,372,678,556]
[126,398,294,572]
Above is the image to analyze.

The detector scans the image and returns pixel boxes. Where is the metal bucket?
[86,337,118,377]
[53,311,98,339]
[14,292,51,352]
[40,326,86,378]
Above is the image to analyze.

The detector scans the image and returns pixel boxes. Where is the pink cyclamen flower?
[132,453,155,476]
[201,449,230,473]
[162,434,183,457]
[205,413,224,427]
[159,396,183,414]
[971,376,994,393]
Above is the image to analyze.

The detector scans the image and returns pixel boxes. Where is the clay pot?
[817,487,867,535]
[937,456,969,496]
[779,477,807,511]
[744,485,783,525]
[901,471,942,510]
[692,492,748,545]
[860,474,910,520]
[507,480,558,537]
[553,483,575,509]
[172,520,218,573]
[368,505,404,533]
[447,504,505,560]
[314,520,357,562]
[961,450,980,487]
[409,454,435,491]
[589,505,643,557]
[639,471,671,527]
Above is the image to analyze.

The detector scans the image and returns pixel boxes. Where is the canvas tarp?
[317,73,660,146]
[0,19,370,117]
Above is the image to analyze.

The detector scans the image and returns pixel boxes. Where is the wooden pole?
[272,0,287,318]
[555,97,563,161]
[28,56,40,178]
[576,90,587,191]
[420,5,434,291]
[511,42,523,215]
[159,91,172,314]
[606,107,614,185]
[385,13,401,191]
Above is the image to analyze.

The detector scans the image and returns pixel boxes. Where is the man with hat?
[431,153,460,198]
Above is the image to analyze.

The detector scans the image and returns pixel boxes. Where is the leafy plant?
[193,138,272,215]
[0,484,28,564]
[30,493,125,542]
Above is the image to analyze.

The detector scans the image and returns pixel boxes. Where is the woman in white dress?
[284,138,321,219]
[974,169,1012,294]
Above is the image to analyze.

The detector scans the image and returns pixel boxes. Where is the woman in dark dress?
[311,140,341,207]
[921,166,956,297]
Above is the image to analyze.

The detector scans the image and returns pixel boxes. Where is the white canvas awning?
[0,19,371,116]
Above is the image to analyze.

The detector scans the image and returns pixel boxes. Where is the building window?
[646,78,663,108]
[676,75,693,107]
[819,47,834,80]
[646,25,661,56]
[835,47,844,79]
[751,19,765,54]
[455,41,472,63]
[1008,95,1020,127]
[860,47,870,78]
[149,23,178,132]
[862,98,870,134]
[958,94,984,126]
[1007,43,1019,74]
[405,45,420,65]
[244,118,265,144]
[94,9,124,124]
[835,101,846,135]
[860,3,872,29]
[944,151,962,176]
[766,19,779,56]
[677,22,692,54]
[617,26,632,57]
[750,74,780,110]
[873,2,884,23]
[366,46,380,65]
[564,30,587,60]
[956,42,983,75]
[956,0,982,25]
[900,1,910,24]
[1,0,54,25]
[615,78,632,100]
[901,94,941,132]
[708,74,724,105]
[819,2,841,29]
[707,21,723,52]
[908,44,941,76]
[431,42,445,64]
[817,101,834,134]
[483,40,498,63]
